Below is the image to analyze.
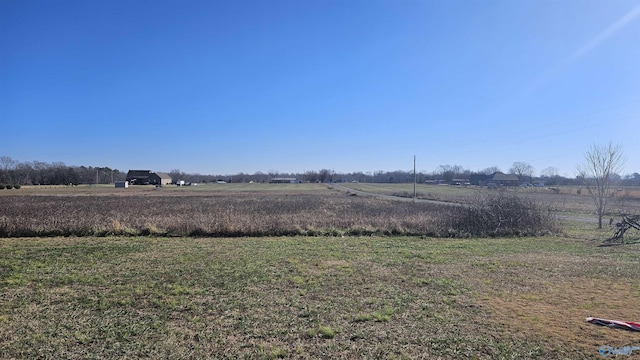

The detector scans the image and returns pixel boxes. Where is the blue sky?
[2,0,639,177]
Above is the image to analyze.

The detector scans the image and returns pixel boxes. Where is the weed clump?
[445,190,558,237]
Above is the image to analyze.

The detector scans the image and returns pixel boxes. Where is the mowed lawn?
[2,231,640,359]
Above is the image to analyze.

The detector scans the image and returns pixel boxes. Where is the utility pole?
[413,155,417,202]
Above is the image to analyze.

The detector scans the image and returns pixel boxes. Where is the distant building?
[450,178,470,186]
[154,172,173,185]
[469,174,487,186]
[126,170,172,185]
[470,172,519,187]
[269,177,300,184]
[488,172,519,186]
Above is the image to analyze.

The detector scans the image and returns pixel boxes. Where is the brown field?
[1,183,640,359]
[0,184,458,238]
[7,182,639,238]
[0,183,560,238]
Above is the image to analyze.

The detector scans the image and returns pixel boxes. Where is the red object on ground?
[586,317,640,332]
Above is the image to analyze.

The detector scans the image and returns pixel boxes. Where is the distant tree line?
[183,164,640,187]
[0,156,125,186]
[1,156,639,187]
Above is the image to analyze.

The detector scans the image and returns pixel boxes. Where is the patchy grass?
[2,235,639,358]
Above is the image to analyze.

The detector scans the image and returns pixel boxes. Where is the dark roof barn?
[489,172,519,186]
[126,170,172,185]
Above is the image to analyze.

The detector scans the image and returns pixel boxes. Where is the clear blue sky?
[2,0,639,177]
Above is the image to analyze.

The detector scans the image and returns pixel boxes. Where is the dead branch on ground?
[604,214,640,245]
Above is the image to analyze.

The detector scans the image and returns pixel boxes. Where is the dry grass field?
[0,184,459,238]
[338,182,640,217]
[1,183,640,359]
[0,183,559,238]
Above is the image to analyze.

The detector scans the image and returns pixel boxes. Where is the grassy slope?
[2,230,639,359]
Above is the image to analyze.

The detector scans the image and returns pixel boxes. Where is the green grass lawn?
[2,230,640,359]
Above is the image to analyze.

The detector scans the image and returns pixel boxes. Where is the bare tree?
[540,166,560,185]
[252,171,269,183]
[540,167,558,178]
[304,170,319,183]
[0,156,16,184]
[169,169,184,184]
[481,166,501,175]
[318,169,334,183]
[435,164,466,183]
[509,161,534,183]
[578,143,626,229]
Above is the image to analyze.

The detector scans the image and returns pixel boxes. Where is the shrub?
[13,184,20,189]
[0,184,4,189]
[447,190,558,237]
[5,184,12,190]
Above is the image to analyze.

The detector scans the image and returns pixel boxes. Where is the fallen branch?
[604,214,640,245]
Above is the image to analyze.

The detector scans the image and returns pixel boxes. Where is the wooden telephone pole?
[413,155,417,201]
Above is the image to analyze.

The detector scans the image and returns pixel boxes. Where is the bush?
[0,184,4,189]
[5,184,12,190]
[447,190,558,237]
[13,184,20,189]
